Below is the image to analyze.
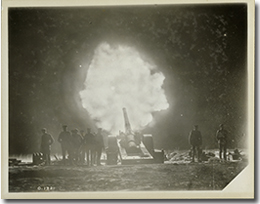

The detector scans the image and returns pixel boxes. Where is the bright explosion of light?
[79,42,169,134]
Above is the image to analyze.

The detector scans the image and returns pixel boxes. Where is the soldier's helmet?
[41,128,47,133]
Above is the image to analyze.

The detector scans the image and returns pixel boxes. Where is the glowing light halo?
[79,42,169,134]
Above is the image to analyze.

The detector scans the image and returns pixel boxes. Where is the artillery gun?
[106,108,164,165]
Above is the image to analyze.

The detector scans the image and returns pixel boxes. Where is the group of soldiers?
[40,125,104,166]
[41,123,229,165]
[189,124,228,162]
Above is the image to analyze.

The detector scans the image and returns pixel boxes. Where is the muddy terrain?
[9,150,247,192]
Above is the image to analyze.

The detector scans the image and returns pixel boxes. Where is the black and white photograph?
[2,0,255,199]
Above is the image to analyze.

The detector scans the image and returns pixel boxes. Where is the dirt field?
[9,159,247,192]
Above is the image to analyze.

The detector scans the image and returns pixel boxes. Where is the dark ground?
[9,159,247,192]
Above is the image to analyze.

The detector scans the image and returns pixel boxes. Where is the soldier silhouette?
[40,128,54,165]
[58,125,72,162]
[216,124,228,160]
[189,125,202,162]
[84,128,95,166]
[95,128,105,165]
[71,128,83,163]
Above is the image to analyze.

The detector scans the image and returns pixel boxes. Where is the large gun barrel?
[123,107,132,134]
[122,108,139,153]
[107,108,163,164]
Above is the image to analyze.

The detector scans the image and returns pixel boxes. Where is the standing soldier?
[40,128,54,165]
[71,128,83,163]
[58,125,72,162]
[95,128,105,166]
[216,124,228,160]
[84,128,95,166]
[189,125,202,162]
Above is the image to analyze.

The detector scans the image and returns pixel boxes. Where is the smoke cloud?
[79,42,169,134]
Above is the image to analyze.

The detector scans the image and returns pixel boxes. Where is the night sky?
[9,4,247,154]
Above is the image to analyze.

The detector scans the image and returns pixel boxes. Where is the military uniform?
[216,127,228,160]
[84,130,95,166]
[58,129,72,161]
[95,130,104,165]
[71,129,83,162]
[40,131,54,165]
[189,127,202,162]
